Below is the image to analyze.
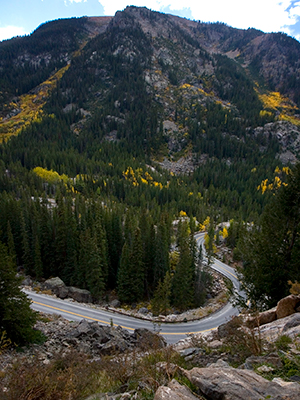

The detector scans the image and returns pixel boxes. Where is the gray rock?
[22,276,32,286]
[257,365,274,373]
[179,347,199,357]
[77,320,93,336]
[43,277,69,299]
[154,379,199,400]
[282,313,300,332]
[68,286,92,303]
[44,276,66,292]
[244,354,283,369]
[110,299,121,308]
[185,365,300,399]
[100,338,129,355]
[134,328,166,350]
[138,307,149,315]
[57,285,69,299]
[207,359,230,369]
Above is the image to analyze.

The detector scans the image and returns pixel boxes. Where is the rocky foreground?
[1,294,300,399]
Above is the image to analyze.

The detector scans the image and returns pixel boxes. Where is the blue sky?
[1,0,300,42]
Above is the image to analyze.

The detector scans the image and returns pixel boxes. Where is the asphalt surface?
[26,232,241,344]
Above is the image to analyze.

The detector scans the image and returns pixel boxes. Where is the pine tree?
[151,271,172,316]
[172,220,195,311]
[78,228,105,299]
[117,227,145,303]
[7,221,16,266]
[0,240,39,345]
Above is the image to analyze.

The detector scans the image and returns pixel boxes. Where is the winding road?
[26,232,242,344]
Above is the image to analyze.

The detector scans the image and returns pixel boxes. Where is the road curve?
[27,232,241,344]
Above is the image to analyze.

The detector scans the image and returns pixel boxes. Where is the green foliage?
[151,271,172,316]
[275,335,292,351]
[0,8,299,313]
[171,220,196,310]
[0,240,40,345]
[238,163,300,309]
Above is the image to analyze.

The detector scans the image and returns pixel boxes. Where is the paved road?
[27,232,241,344]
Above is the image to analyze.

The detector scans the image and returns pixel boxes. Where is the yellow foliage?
[222,227,228,239]
[33,167,70,185]
[0,64,70,142]
[199,216,210,232]
[274,166,281,174]
[288,280,300,295]
[282,167,291,175]
[180,83,192,89]
[0,331,12,354]
[257,89,300,126]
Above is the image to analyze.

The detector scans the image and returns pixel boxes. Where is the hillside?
[0,7,300,313]
[1,294,300,399]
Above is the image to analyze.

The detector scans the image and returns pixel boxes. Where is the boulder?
[138,307,149,315]
[185,365,300,400]
[154,379,199,400]
[68,286,92,303]
[110,299,121,308]
[243,354,283,369]
[22,275,33,286]
[134,328,166,350]
[276,294,300,319]
[247,308,277,328]
[44,277,69,299]
[100,338,129,355]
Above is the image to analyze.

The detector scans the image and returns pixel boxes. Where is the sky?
[1,0,300,42]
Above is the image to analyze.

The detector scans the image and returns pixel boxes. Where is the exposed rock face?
[154,379,199,400]
[276,294,300,319]
[184,365,300,400]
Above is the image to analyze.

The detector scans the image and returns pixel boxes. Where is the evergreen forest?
[1,7,300,330]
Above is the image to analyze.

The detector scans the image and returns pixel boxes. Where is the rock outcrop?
[184,364,300,400]
[276,294,300,319]
[246,294,300,329]
[154,379,199,400]
[44,277,69,299]
[31,316,166,362]
[43,277,92,303]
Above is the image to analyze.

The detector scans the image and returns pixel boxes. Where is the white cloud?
[99,0,300,34]
[0,26,27,41]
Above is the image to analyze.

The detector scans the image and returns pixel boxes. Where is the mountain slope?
[0,7,300,223]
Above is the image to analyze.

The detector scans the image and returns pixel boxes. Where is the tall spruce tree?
[0,240,39,345]
[117,227,145,303]
[172,219,195,311]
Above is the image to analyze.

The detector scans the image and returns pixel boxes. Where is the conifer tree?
[151,271,172,315]
[78,228,105,299]
[239,163,300,308]
[117,227,145,303]
[172,220,195,310]
[0,240,38,345]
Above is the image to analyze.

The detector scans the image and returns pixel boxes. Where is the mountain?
[1,6,300,156]
[0,6,300,306]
